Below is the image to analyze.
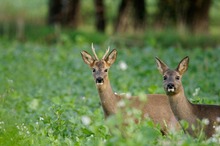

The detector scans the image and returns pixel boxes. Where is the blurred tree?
[115,0,146,33]
[48,0,62,24]
[94,0,106,32]
[155,0,176,27]
[184,0,212,34]
[156,0,212,34]
[63,0,81,27]
[48,0,81,28]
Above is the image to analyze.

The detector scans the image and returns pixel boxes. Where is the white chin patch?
[168,88,175,92]
[96,83,103,86]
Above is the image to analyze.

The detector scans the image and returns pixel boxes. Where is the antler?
[91,43,99,60]
[102,46,110,59]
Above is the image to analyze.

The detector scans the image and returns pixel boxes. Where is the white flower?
[23,126,27,130]
[192,88,200,96]
[118,92,132,99]
[125,92,132,99]
[208,137,218,143]
[118,61,127,71]
[117,100,125,107]
[40,117,44,121]
[202,118,209,125]
[81,116,91,126]
[216,117,220,123]
[215,126,220,133]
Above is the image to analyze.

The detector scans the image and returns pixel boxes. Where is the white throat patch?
[96,83,104,86]
[168,88,175,92]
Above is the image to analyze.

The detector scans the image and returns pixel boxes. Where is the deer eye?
[92,68,96,72]
[104,69,108,72]
[163,75,167,80]
[176,76,180,80]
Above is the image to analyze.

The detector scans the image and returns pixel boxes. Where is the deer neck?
[168,86,197,124]
[96,78,118,117]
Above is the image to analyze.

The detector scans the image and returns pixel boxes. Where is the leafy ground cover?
[0,34,220,145]
[0,0,220,145]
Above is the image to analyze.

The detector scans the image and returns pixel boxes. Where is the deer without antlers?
[81,44,180,134]
[155,56,220,138]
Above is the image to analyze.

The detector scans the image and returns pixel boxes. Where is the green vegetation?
[0,0,220,145]
[0,35,220,145]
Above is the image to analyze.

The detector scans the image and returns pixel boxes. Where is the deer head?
[81,44,117,86]
[155,56,189,95]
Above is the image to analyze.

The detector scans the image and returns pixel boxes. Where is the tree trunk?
[48,0,62,24]
[185,0,212,34]
[115,0,146,33]
[48,0,80,28]
[156,0,212,34]
[94,0,106,32]
[133,0,146,29]
[62,0,81,27]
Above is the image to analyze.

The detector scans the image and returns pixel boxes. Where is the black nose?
[167,83,174,89]
[96,77,104,83]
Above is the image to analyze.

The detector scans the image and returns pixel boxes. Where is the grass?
[0,33,220,145]
[0,0,220,145]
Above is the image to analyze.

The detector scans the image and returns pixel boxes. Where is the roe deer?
[81,44,180,134]
[155,56,220,138]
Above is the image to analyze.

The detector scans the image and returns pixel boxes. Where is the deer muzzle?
[167,83,175,92]
[96,77,104,85]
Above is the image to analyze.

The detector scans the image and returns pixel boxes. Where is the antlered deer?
[81,44,179,134]
[155,56,220,138]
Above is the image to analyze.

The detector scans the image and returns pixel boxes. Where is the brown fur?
[81,47,180,134]
[156,56,220,138]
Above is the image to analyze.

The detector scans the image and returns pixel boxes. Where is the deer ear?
[155,57,169,75]
[105,49,117,66]
[176,56,189,75]
[81,51,95,66]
